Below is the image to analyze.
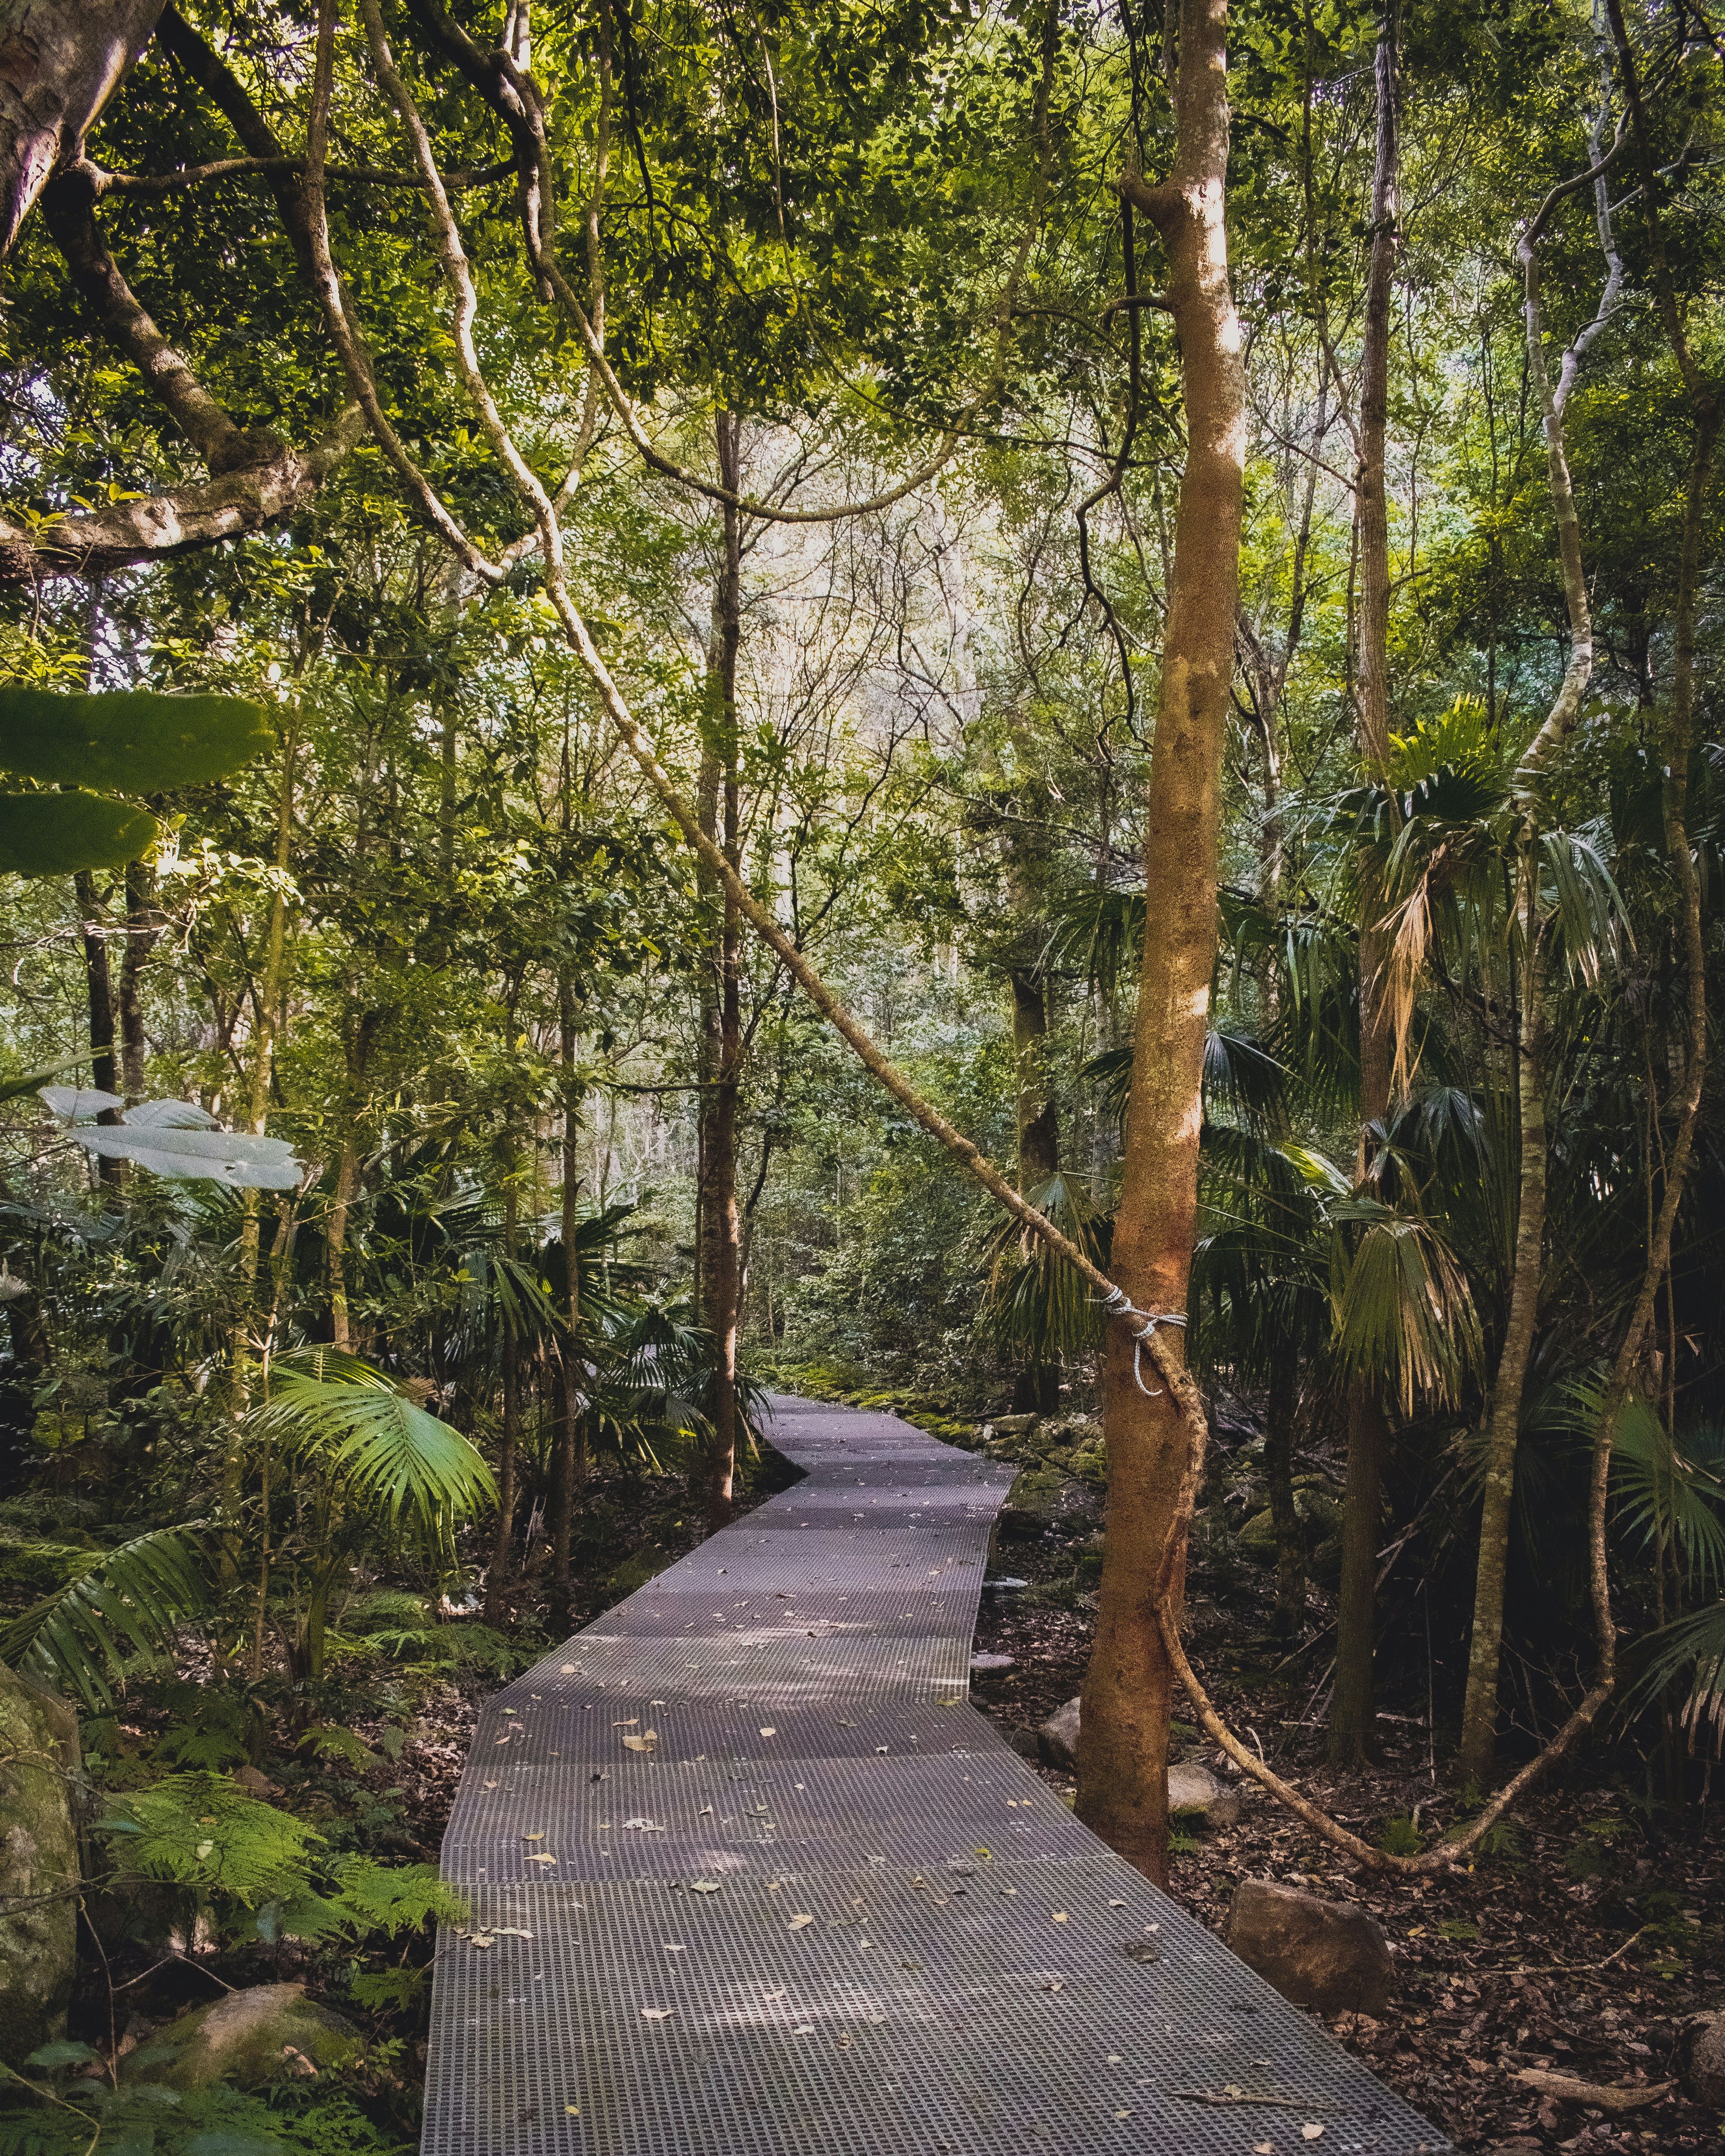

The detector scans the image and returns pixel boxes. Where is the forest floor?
[965,1475,1725,2154]
[121,1405,1720,2156]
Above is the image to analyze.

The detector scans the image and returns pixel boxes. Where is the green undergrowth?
[0,2077,412,2156]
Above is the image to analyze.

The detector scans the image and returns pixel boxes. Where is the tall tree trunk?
[1010,965,1062,1412]
[1264,1334,1305,1636]
[1459,906,1547,1778]
[695,410,743,1530]
[1330,0,1398,1769]
[116,856,159,1099]
[550,972,584,1621]
[1080,0,1245,1886]
[485,1157,522,1624]
[72,870,123,1193]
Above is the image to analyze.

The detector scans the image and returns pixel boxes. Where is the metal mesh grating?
[424,1393,1448,2155]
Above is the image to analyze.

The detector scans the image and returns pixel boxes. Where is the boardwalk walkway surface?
[425,1395,1446,2156]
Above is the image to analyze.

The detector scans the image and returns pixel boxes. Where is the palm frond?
[1,1525,211,1711]
[1330,1197,1482,1415]
[1556,1379,1725,1593]
[976,1171,1113,1362]
[257,1351,495,1544]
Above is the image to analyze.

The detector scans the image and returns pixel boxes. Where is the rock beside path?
[1031,1698,1239,1824]
[1223,1877,1397,2016]
[124,1982,362,2090]
[0,1664,80,2066]
[1677,2011,1725,2105]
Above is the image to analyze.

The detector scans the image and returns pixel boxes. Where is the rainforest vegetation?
[1,0,1724,2147]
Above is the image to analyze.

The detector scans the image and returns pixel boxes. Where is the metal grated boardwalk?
[424,1395,1447,2155]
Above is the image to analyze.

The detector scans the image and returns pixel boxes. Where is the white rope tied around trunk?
[1097,1284,1189,1395]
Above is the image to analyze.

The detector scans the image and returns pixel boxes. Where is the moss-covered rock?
[124,1983,363,2090]
[998,1464,1103,1539]
[0,1663,80,2065]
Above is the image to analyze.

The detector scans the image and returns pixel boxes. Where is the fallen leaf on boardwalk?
[1108,1899,1126,1908]
[522,1831,544,1841]
[1107,2055,1123,2064]
[561,1663,577,1673]
[664,1944,684,1953]
[787,1913,815,1930]
[759,1726,777,1736]
[622,1733,658,1753]
[623,1817,664,1831]
[867,2013,886,2024]
[874,1745,889,1753]
[763,1988,787,2001]
[484,1780,497,1789]
[1301,2128,1324,2143]
[526,1853,558,1865]
[1254,2145,1273,2154]
[1040,1979,1064,1993]
[613,1717,639,1726]
[794,2023,815,2035]
[1050,1912,1068,1924]
[641,2007,674,2021]
[901,1958,923,1971]
[690,1881,722,1893]
[470,1936,493,1950]
[698,1807,714,1817]
[566,2105,580,2116]
[1114,2110,1134,2120]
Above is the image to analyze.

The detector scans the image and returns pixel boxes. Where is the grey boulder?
[1678,2012,1725,2106]
[1033,1697,1239,1825]
[1224,1877,1396,2016]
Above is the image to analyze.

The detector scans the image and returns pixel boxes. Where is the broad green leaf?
[40,1084,124,1118]
[0,687,273,790]
[72,1122,302,1188]
[0,791,158,875]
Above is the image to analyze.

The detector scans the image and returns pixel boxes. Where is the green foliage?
[0,689,273,791]
[1376,1812,1424,1857]
[0,2077,411,2156]
[101,1772,328,1911]
[0,791,158,876]
[1,1526,209,1711]
[257,1353,495,1550]
[99,1772,464,1946]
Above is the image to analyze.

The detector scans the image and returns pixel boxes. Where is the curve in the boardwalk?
[424,1394,1447,2155]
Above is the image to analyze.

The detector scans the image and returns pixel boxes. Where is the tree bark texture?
[0,0,163,258]
[1330,1,1398,1769]
[1079,0,1245,1886]
[694,411,743,1530]
[551,973,584,1619]
[1459,910,1547,1778]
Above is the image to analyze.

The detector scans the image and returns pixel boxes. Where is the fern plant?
[98,1770,464,1945]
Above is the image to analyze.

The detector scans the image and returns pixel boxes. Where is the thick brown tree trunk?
[694,411,743,1530]
[1330,0,1398,1769]
[1078,0,1245,1886]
